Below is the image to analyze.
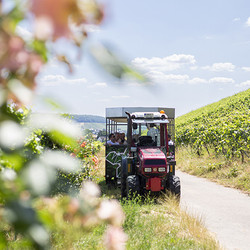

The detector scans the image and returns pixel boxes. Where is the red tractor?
[105,107,180,198]
[121,111,180,198]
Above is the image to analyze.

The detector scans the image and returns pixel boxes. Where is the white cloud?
[203,63,235,72]
[87,82,107,89]
[40,75,65,86]
[40,75,87,86]
[132,54,196,72]
[237,80,250,87]
[165,54,196,64]
[98,98,110,102]
[190,66,198,70]
[246,17,250,27]
[146,71,189,84]
[43,75,66,81]
[111,95,130,99]
[188,78,207,85]
[242,67,250,72]
[96,82,107,87]
[209,77,235,84]
[147,71,207,85]
[204,35,214,40]
[69,78,87,84]
[233,17,240,22]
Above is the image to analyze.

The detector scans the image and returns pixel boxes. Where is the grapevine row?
[176,90,250,162]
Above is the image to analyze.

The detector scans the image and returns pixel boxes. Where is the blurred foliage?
[90,43,148,82]
[0,0,127,249]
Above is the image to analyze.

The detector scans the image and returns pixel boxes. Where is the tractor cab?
[105,107,180,198]
[127,111,174,155]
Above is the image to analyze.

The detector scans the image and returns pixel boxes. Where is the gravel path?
[176,170,250,250]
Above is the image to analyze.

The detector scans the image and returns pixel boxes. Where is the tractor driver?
[147,123,160,146]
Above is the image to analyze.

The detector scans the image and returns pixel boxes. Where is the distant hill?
[176,89,250,161]
[71,114,105,123]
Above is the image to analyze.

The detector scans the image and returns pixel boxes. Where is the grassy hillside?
[175,89,250,193]
[72,114,105,123]
[80,122,106,130]
[71,114,106,130]
[176,89,250,162]
[176,88,249,127]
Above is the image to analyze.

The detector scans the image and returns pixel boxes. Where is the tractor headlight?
[144,168,152,172]
[158,167,166,172]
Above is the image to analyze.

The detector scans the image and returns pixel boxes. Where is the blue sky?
[31,0,250,117]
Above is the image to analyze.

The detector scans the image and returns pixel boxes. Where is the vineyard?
[176,89,250,162]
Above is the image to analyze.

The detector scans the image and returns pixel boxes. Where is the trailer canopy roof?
[106,107,175,123]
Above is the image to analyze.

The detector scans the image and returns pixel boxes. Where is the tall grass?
[71,194,220,249]
[121,195,220,250]
[72,147,221,249]
[176,146,250,194]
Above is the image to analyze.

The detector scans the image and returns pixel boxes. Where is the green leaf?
[49,130,78,149]
[31,39,48,62]
[5,200,49,249]
[1,153,24,171]
[0,232,7,249]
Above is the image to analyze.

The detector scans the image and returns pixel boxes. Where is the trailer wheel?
[167,175,181,197]
[126,175,140,198]
[121,158,128,198]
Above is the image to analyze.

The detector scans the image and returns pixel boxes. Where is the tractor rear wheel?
[126,175,140,198]
[121,158,128,198]
[167,175,181,197]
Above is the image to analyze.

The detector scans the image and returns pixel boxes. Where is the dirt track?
[176,170,250,250]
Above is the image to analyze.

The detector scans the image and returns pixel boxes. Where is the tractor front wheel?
[126,175,140,198]
[167,175,181,197]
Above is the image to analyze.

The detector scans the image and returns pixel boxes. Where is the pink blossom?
[34,16,54,40]
[104,225,127,250]
[67,198,80,215]
[97,200,125,226]
[0,35,26,71]
[80,181,101,199]
[31,0,77,39]
[70,153,76,157]
[31,0,104,40]
[92,156,99,165]
[27,53,43,79]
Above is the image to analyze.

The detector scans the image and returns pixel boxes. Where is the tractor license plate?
[150,178,161,192]
[144,113,154,119]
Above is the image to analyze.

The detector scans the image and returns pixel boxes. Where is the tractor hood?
[139,148,167,177]
[139,148,166,162]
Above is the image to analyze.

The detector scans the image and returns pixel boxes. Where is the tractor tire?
[126,175,140,198]
[121,157,128,198]
[167,175,181,197]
